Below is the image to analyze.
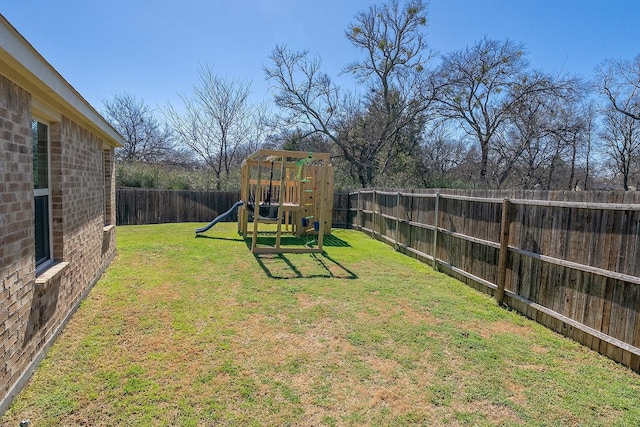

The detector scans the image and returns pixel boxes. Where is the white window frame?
[33,117,54,274]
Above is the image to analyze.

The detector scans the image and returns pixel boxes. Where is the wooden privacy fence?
[116,188,352,227]
[347,189,640,372]
[116,188,242,225]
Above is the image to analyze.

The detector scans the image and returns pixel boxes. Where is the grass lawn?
[3,223,640,426]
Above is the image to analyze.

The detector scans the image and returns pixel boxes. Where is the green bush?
[115,162,241,191]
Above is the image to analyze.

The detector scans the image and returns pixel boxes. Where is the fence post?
[346,192,351,228]
[395,191,401,251]
[496,198,511,305]
[373,190,378,237]
[432,192,440,271]
[358,191,362,230]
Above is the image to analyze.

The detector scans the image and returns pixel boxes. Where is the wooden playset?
[238,149,334,254]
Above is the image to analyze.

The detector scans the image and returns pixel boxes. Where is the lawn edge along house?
[0,14,124,413]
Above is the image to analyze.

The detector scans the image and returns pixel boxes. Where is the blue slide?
[195,200,244,235]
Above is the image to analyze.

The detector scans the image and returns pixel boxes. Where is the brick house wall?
[0,15,122,413]
[0,74,34,405]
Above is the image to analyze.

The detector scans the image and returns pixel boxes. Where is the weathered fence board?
[117,188,242,225]
[346,189,640,372]
[117,188,351,228]
[332,192,350,228]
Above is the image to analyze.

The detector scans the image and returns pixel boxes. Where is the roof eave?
[0,14,123,148]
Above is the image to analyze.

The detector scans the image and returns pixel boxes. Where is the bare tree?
[600,104,640,190]
[495,93,557,189]
[103,93,175,163]
[578,101,598,190]
[417,123,470,187]
[596,54,640,190]
[344,0,435,181]
[163,65,260,190]
[435,38,579,185]
[489,91,588,191]
[236,101,275,159]
[435,38,526,182]
[265,0,435,187]
[597,53,640,121]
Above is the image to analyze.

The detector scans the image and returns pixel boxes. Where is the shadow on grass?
[194,234,245,242]
[254,251,357,280]
[320,234,351,247]
[244,232,351,250]
[237,231,356,279]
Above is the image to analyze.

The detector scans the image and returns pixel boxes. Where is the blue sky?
[2,1,639,113]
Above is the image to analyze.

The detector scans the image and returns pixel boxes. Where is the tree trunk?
[569,139,577,190]
[480,139,490,181]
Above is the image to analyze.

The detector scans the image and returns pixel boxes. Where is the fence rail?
[346,189,640,372]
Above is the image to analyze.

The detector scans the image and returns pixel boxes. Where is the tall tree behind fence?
[347,189,640,372]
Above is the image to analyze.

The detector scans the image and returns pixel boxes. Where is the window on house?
[33,119,52,270]
[103,148,113,226]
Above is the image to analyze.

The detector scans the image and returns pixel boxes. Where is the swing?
[260,161,277,217]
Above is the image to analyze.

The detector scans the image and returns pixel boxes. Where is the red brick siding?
[0,74,34,398]
[0,73,117,409]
